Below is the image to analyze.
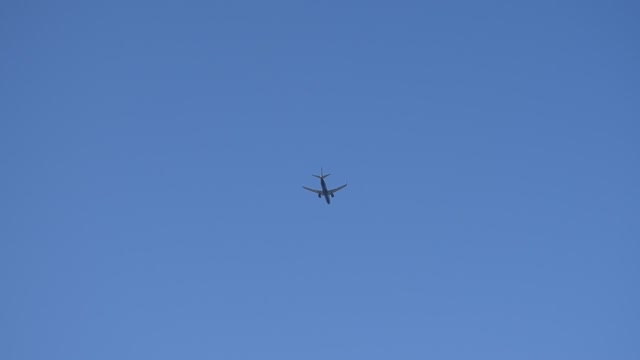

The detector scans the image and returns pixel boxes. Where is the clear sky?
[2,1,639,359]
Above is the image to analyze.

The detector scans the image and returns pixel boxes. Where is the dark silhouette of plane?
[303,168,348,204]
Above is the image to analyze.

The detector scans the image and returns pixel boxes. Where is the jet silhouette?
[303,168,347,204]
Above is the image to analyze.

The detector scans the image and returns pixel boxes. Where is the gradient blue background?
[2,1,639,359]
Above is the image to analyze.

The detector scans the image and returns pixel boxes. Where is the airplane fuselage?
[320,178,330,204]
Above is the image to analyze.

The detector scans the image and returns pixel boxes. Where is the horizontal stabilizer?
[312,167,330,179]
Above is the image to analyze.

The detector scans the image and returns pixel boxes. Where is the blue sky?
[2,1,639,359]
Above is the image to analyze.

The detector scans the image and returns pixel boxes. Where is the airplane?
[303,168,348,204]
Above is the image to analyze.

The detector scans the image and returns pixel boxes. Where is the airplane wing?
[328,183,347,194]
[302,186,322,194]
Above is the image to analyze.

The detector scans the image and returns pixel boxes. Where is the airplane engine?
[318,194,321,198]
[331,193,334,198]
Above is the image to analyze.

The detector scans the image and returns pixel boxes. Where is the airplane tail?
[312,168,330,179]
